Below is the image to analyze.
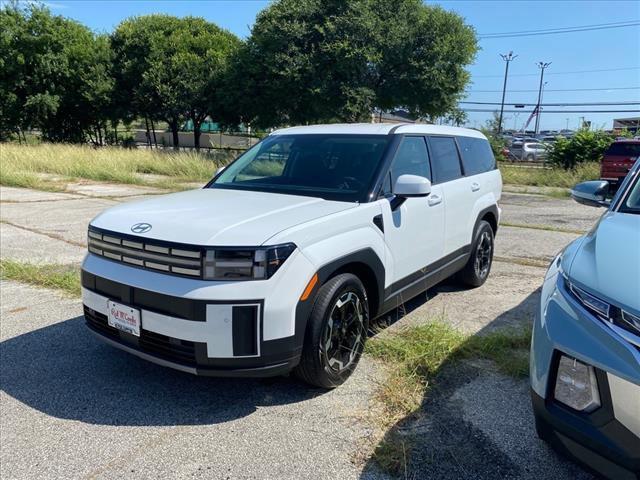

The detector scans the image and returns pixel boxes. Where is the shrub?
[547,129,613,170]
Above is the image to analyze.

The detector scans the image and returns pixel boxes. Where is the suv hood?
[569,211,640,310]
[91,188,357,246]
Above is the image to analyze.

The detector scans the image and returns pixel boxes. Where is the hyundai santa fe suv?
[531,159,640,478]
[82,123,502,388]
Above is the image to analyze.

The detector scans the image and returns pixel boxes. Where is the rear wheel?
[294,273,369,388]
[459,220,494,287]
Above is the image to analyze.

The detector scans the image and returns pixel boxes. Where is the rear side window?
[457,137,496,176]
[429,137,462,183]
[605,142,640,156]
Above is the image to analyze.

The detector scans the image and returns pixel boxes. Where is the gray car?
[530,160,640,478]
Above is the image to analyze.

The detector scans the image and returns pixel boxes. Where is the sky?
[17,0,640,131]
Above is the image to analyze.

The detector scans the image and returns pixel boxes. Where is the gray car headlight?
[203,243,296,280]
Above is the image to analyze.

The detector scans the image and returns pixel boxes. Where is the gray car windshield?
[621,170,640,214]
[209,134,389,202]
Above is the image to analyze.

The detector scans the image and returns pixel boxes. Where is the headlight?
[203,243,296,280]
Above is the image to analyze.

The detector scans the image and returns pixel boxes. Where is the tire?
[526,154,535,161]
[294,273,369,389]
[459,220,494,287]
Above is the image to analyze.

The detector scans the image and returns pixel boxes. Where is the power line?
[461,109,640,113]
[479,21,639,36]
[479,21,640,39]
[461,101,640,106]
[473,66,639,78]
[465,86,640,93]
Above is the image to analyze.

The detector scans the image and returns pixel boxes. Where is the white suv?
[82,123,502,388]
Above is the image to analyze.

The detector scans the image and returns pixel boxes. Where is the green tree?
[228,0,477,128]
[444,107,468,127]
[112,15,239,150]
[0,3,114,142]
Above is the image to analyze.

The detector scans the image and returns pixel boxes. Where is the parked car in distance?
[530,159,640,479]
[509,140,548,161]
[82,123,502,388]
[601,139,640,191]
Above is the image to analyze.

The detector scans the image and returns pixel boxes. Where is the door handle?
[428,194,442,206]
[471,182,480,192]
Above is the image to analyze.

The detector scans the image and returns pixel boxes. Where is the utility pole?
[498,52,517,134]
[534,61,551,135]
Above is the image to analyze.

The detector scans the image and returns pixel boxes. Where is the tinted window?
[457,137,496,175]
[606,142,640,156]
[391,136,431,183]
[212,134,389,202]
[429,137,462,183]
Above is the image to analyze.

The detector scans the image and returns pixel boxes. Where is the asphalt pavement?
[0,184,602,479]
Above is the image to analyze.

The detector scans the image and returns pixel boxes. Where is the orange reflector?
[300,273,318,301]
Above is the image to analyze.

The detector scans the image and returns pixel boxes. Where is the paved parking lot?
[0,185,601,479]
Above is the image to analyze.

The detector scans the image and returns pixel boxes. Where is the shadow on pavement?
[360,287,593,480]
[0,316,321,427]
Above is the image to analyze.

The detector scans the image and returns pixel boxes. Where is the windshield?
[606,142,640,157]
[620,168,640,214]
[210,134,390,202]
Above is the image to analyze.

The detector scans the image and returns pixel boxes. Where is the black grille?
[88,227,203,278]
[85,306,197,365]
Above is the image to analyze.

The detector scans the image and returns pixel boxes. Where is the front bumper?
[81,250,317,377]
[531,271,640,478]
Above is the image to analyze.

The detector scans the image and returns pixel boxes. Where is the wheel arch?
[294,248,385,347]
[315,249,385,319]
[475,204,499,236]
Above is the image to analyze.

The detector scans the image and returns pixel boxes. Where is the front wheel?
[294,273,369,388]
[459,220,494,287]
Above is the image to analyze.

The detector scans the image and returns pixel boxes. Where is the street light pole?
[534,61,551,135]
[498,52,517,134]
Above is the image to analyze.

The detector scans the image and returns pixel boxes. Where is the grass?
[0,143,237,191]
[365,320,531,474]
[499,162,599,188]
[502,186,571,198]
[0,259,81,296]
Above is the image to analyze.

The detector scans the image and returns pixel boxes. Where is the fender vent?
[373,214,384,233]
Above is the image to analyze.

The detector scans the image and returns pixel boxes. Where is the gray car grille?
[87,229,202,277]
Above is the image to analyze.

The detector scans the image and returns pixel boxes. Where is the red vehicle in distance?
[601,139,640,191]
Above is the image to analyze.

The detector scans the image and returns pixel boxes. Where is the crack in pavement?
[494,255,549,269]
[0,219,86,247]
[500,222,585,235]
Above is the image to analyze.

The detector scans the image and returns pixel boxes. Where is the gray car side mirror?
[571,180,610,208]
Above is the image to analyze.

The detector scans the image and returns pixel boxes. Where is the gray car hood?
[568,211,640,311]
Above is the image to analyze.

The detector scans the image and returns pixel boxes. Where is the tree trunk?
[169,120,180,150]
[193,123,201,151]
[150,118,158,148]
[97,126,103,146]
[144,117,152,149]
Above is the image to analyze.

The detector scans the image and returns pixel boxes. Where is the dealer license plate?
[107,300,141,337]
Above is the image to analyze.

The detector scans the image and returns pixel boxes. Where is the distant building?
[613,117,640,133]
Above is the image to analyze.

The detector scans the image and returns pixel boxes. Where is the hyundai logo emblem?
[131,222,152,234]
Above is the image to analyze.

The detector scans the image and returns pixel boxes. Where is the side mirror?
[571,180,610,208]
[390,174,431,210]
[393,174,431,197]
[215,166,226,177]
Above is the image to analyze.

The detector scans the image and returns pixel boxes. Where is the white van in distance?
[82,123,502,388]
